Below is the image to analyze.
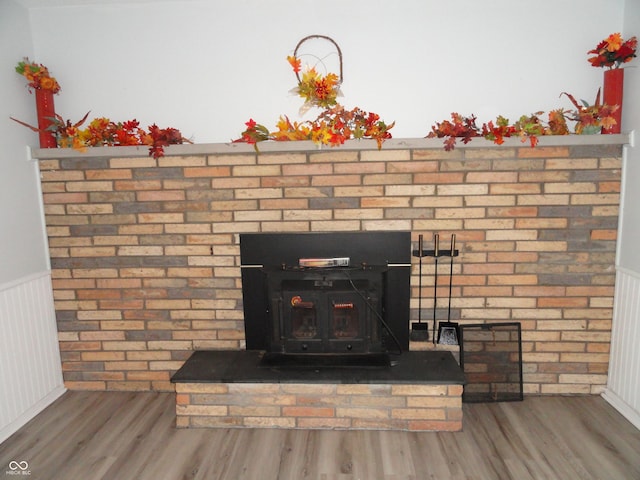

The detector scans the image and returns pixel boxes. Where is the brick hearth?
[176,382,463,431]
[171,350,465,431]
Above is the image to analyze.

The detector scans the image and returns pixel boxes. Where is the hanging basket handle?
[293,35,343,84]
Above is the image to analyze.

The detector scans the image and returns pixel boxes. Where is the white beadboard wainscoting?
[0,271,65,444]
[603,267,640,430]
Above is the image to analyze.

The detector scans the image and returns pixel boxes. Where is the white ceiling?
[14,0,189,7]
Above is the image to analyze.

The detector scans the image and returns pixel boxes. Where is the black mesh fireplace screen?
[459,322,523,403]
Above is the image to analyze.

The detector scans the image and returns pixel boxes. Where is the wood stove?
[240,232,411,365]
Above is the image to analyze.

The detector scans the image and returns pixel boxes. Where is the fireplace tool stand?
[412,233,459,344]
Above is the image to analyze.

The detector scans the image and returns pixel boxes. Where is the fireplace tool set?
[411,233,459,345]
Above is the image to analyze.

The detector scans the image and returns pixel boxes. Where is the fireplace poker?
[432,233,439,345]
[410,234,429,342]
[447,234,455,321]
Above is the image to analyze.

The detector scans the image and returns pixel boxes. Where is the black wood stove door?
[268,269,383,355]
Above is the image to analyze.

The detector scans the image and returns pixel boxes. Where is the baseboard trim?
[602,388,640,431]
[0,386,66,445]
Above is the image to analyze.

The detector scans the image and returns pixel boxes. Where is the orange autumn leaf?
[287,56,301,73]
[605,33,623,52]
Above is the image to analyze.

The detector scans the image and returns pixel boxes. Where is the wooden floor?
[1,392,639,480]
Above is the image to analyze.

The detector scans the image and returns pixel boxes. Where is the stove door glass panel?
[331,301,359,339]
[291,303,318,339]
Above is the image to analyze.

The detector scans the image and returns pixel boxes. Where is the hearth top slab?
[32,134,630,160]
[170,350,465,385]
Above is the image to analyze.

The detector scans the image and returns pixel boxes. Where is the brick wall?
[37,139,623,395]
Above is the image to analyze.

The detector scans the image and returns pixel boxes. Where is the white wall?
[0,0,64,445]
[0,0,50,283]
[23,0,624,143]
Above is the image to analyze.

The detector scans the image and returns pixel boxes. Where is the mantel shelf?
[30,133,631,160]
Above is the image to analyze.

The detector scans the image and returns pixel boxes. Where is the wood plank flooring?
[1,391,639,479]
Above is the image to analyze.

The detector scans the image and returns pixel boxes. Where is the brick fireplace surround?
[34,135,626,431]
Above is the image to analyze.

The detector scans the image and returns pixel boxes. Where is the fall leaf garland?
[236,52,394,150]
[427,91,617,151]
[13,32,637,156]
[13,59,187,159]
